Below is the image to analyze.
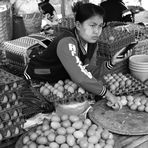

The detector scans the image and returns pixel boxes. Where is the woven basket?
[133,39,148,55]
[0,2,13,43]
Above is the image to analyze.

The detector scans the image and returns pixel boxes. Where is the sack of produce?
[12,0,42,37]
[38,79,94,116]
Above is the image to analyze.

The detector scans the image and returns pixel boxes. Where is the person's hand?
[111,47,133,66]
[104,90,122,110]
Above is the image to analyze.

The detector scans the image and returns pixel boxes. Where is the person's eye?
[90,25,95,28]
[99,23,106,28]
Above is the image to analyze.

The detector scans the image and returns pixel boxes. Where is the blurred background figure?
[100,0,134,23]
[38,0,58,21]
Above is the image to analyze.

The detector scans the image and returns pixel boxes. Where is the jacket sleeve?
[57,37,108,96]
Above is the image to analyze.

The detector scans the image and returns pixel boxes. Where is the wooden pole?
[61,0,65,18]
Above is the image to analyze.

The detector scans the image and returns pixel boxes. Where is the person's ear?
[75,21,81,31]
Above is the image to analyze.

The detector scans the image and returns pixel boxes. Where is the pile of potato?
[22,114,115,148]
[40,80,85,97]
[106,94,148,112]
[39,79,90,104]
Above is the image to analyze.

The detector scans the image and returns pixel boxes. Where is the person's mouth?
[91,36,99,40]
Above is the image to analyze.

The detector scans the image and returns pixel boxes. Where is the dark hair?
[74,3,105,23]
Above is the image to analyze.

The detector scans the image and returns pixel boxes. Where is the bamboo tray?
[88,99,148,135]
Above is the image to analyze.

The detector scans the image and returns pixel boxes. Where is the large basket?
[0,2,13,43]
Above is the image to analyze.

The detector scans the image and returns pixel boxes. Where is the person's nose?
[94,27,102,35]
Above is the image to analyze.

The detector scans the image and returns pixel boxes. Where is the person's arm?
[57,37,107,97]
[121,3,134,22]
[122,9,134,22]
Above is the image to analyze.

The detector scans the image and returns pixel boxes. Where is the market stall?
[1,1,148,148]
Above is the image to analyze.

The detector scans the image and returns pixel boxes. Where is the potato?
[66,127,75,134]
[61,114,69,121]
[28,142,37,148]
[101,130,109,140]
[51,115,61,122]
[42,124,50,131]
[84,119,92,126]
[88,135,99,144]
[55,135,66,144]
[87,128,96,137]
[38,145,46,148]
[22,145,29,148]
[94,144,102,148]
[47,132,56,142]
[104,144,113,148]
[49,142,59,148]
[66,134,75,146]
[36,136,48,145]
[88,143,95,148]
[62,120,71,128]
[43,130,51,136]
[73,145,80,148]
[51,121,61,129]
[23,136,30,144]
[106,139,115,146]
[60,143,69,148]
[73,130,84,139]
[30,132,38,141]
[72,121,83,130]
[69,115,79,122]
[57,127,66,135]
[79,137,88,148]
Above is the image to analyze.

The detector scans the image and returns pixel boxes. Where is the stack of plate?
[129,54,148,82]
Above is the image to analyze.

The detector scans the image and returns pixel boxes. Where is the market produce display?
[39,79,92,104]
[38,79,94,115]
[103,73,148,95]
[0,69,25,142]
[16,113,115,148]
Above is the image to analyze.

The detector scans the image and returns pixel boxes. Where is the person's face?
[76,15,104,43]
